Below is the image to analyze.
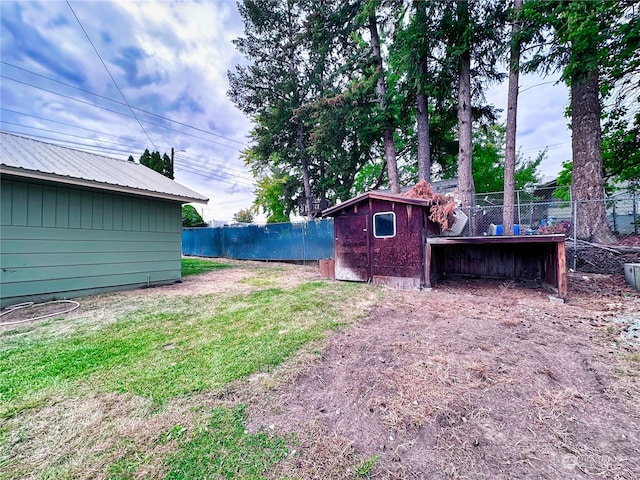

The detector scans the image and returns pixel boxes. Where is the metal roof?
[0,132,208,204]
[322,191,434,217]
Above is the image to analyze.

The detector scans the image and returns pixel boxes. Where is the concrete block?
[624,263,640,292]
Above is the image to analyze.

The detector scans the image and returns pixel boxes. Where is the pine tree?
[521,0,637,242]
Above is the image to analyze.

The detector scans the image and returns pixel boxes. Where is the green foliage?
[233,208,255,224]
[553,160,572,200]
[472,124,542,194]
[181,258,233,277]
[182,204,205,227]
[138,149,174,179]
[603,100,640,184]
[164,405,289,479]
[352,161,384,195]
[252,175,290,224]
[229,0,383,211]
[355,454,380,478]
[520,1,639,183]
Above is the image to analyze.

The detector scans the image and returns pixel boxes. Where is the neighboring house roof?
[0,132,208,204]
[322,191,433,217]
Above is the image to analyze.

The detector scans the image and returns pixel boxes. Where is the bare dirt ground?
[243,270,640,478]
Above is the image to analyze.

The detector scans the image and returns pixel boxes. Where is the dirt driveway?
[244,271,640,479]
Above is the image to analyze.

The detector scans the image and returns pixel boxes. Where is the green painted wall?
[1,177,183,307]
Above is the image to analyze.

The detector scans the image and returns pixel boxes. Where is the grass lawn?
[0,259,378,479]
[181,257,232,277]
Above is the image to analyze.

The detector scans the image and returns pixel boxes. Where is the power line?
[2,75,132,118]
[0,121,147,151]
[1,128,255,187]
[176,164,255,187]
[175,161,255,185]
[177,150,254,178]
[0,118,251,179]
[66,0,157,150]
[0,107,144,145]
[1,75,246,152]
[1,60,248,147]
[3,127,253,187]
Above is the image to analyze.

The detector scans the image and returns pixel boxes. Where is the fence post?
[634,190,638,235]
[302,222,306,264]
[517,190,521,226]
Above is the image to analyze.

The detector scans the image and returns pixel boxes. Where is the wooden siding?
[1,178,182,307]
[334,214,370,281]
[425,235,567,297]
[331,197,433,288]
[370,200,423,282]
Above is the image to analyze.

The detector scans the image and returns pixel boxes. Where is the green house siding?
[1,178,182,307]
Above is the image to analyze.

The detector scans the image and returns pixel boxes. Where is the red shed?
[322,191,441,289]
[322,190,567,298]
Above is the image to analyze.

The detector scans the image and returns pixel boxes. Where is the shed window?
[373,212,396,238]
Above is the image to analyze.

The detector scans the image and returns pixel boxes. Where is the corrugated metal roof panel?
[0,132,208,203]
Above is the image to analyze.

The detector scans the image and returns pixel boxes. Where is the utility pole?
[170,148,185,180]
[171,147,175,180]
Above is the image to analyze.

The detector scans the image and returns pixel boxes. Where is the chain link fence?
[445,186,640,273]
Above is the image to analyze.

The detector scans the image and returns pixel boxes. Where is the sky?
[0,0,573,223]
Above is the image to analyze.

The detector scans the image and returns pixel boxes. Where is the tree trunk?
[571,69,614,243]
[417,61,431,183]
[457,49,475,207]
[369,12,400,194]
[296,121,314,219]
[415,0,431,183]
[503,0,522,235]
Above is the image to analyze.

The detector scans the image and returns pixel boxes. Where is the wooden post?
[424,241,432,288]
[556,240,567,298]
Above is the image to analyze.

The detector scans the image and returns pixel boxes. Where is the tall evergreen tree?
[138,149,173,179]
[521,0,637,242]
[503,0,523,235]
[366,1,400,193]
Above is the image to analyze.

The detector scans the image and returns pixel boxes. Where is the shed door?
[334,215,370,282]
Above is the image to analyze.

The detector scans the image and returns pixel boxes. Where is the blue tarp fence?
[182,219,334,261]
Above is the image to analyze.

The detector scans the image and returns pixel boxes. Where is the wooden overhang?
[425,234,567,298]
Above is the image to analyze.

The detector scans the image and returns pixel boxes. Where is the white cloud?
[486,74,572,180]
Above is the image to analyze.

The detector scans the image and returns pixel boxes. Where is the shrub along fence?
[182,219,334,261]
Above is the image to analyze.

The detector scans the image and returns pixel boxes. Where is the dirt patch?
[246,275,640,479]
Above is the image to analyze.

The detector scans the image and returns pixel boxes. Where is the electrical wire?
[0,107,148,145]
[1,61,248,147]
[66,0,157,150]
[0,77,246,151]
[1,121,148,151]
[1,128,255,187]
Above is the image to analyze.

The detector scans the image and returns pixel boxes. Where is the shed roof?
[0,132,208,204]
[322,191,433,217]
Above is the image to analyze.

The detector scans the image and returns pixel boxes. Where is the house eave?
[0,166,209,204]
